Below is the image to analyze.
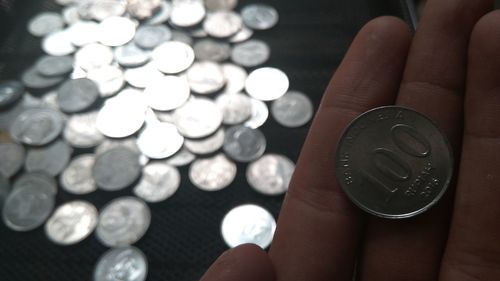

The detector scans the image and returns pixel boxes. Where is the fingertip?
[360,16,413,48]
[470,10,500,56]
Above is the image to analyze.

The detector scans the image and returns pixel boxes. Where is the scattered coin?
[231,39,270,67]
[173,98,223,139]
[87,64,125,97]
[145,0,172,25]
[169,0,206,27]
[241,4,279,30]
[62,5,81,25]
[127,0,162,20]
[134,24,172,49]
[170,30,193,45]
[35,55,74,77]
[95,196,151,247]
[335,106,454,219]
[67,20,100,46]
[84,0,128,22]
[245,67,289,101]
[144,75,190,111]
[220,204,276,248]
[28,12,64,37]
[124,62,164,88]
[114,42,151,67]
[0,142,25,178]
[151,41,195,74]
[193,39,231,62]
[21,67,65,90]
[95,137,141,156]
[93,147,141,191]
[246,154,295,195]
[44,200,98,245]
[186,61,226,94]
[189,154,236,191]
[133,163,181,203]
[244,98,269,129]
[221,63,247,93]
[0,80,24,110]
[57,78,99,113]
[164,146,196,166]
[9,107,64,146]
[42,29,76,56]
[216,92,252,125]
[0,174,9,208]
[223,125,266,162]
[137,121,184,159]
[13,172,58,195]
[271,91,314,128]
[25,139,72,176]
[93,246,148,281]
[74,43,114,71]
[63,111,104,148]
[229,25,253,43]
[203,11,242,38]
[184,128,225,155]
[60,154,97,195]
[205,0,238,11]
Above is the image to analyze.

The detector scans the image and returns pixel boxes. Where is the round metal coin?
[35,55,74,77]
[231,39,270,67]
[173,98,223,139]
[169,0,205,27]
[114,42,151,67]
[63,111,104,148]
[87,65,125,97]
[137,122,184,159]
[25,139,72,176]
[21,67,65,90]
[223,126,266,162]
[0,80,24,110]
[186,61,226,94]
[42,29,76,56]
[93,147,141,191]
[60,154,97,195]
[0,142,25,178]
[221,63,247,93]
[94,247,148,281]
[241,4,279,30]
[151,41,195,74]
[9,107,64,146]
[144,75,190,111]
[245,67,289,101]
[13,172,57,195]
[271,91,314,128]
[215,92,252,125]
[203,11,242,38]
[189,153,236,191]
[28,12,64,37]
[193,39,231,62]
[133,163,181,203]
[164,147,196,167]
[98,16,136,47]
[244,98,269,129]
[134,25,172,49]
[57,78,99,113]
[246,154,295,195]
[184,128,225,155]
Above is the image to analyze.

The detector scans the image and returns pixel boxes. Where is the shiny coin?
[186,61,226,94]
[35,55,74,77]
[244,98,269,129]
[41,91,61,111]
[57,78,99,113]
[67,20,99,47]
[223,125,266,162]
[229,26,253,43]
[133,163,181,203]
[127,0,162,19]
[245,67,289,101]
[114,42,151,67]
[96,196,151,247]
[169,0,205,27]
[42,29,76,56]
[87,65,125,97]
[241,4,279,30]
[221,204,276,249]
[145,0,172,25]
[335,106,454,219]
[60,154,97,195]
[93,147,141,191]
[205,0,238,11]
[81,0,128,22]
[271,91,314,128]
[184,128,225,155]
[96,137,141,156]
[151,41,195,74]
[0,142,25,178]
[124,62,164,88]
[247,154,295,195]
[94,246,148,281]
[0,80,24,110]
[137,122,184,159]
[21,67,65,90]
[44,200,98,245]
[62,5,81,25]
[203,11,242,38]
[190,27,208,38]
[63,111,104,148]
[25,139,72,176]
[13,172,57,195]
[189,153,236,191]
[170,30,193,45]
[75,43,114,71]
[2,182,55,231]
[231,39,270,68]
[9,107,64,146]
[173,98,223,138]
[144,75,190,111]
[221,63,247,93]
[27,12,64,37]
[216,92,252,125]
[135,25,172,49]
[164,147,196,166]
[193,39,231,62]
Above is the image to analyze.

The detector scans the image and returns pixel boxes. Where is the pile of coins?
[0,0,315,279]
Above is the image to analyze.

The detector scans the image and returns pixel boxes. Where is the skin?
[200,0,500,280]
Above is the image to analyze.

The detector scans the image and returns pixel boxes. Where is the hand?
[201,0,500,280]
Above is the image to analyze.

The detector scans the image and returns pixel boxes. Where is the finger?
[268,16,412,281]
[439,10,500,281]
[359,1,493,281]
[199,244,275,281]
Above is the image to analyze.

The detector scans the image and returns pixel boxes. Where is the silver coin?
[229,25,253,43]
[169,0,206,28]
[0,142,25,178]
[13,172,57,194]
[0,174,9,208]
[124,62,164,88]
[271,91,314,128]
[94,247,148,281]
[189,153,236,191]
[144,75,190,111]
[241,4,279,30]
[137,122,184,159]
[93,147,141,191]
[221,204,276,249]
[133,163,180,203]
[170,30,193,45]
[62,5,81,25]
[64,111,104,148]
[0,80,24,110]
[67,20,99,47]
[173,98,222,138]
[184,128,225,155]
[216,92,252,125]
[231,39,270,68]
[221,63,247,94]
[2,182,55,231]
[151,41,195,74]
[190,27,208,38]
[193,39,231,62]
[25,139,72,176]
[35,55,74,77]
[9,107,64,146]
[87,65,125,97]
[223,125,266,162]
[203,11,242,38]
[42,29,76,56]
[95,196,151,247]
[82,0,128,22]
[145,0,172,25]
[41,91,62,112]
[60,154,97,195]
[246,154,295,195]
[245,67,289,101]
[0,96,29,131]
[27,12,64,37]
[21,67,65,90]
[115,42,151,67]
[56,0,79,6]
[57,78,99,113]
[186,61,226,94]
[205,0,237,11]
[127,0,161,19]
[244,98,269,129]
[164,146,196,166]
[95,137,141,156]
[135,25,172,49]
[75,43,114,71]
[335,106,454,219]
[45,200,98,245]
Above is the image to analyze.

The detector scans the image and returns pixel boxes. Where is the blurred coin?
[25,139,72,176]
[203,11,242,38]
[35,55,74,77]
[184,128,224,155]
[42,29,76,56]
[14,172,57,194]
[221,63,247,93]
[151,41,195,74]
[98,16,136,47]
[173,98,222,138]
[67,20,99,47]
[84,0,128,22]
[190,27,208,38]
[64,111,104,148]
[56,0,79,6]
[93,147,141,191]
[62,5,80,25]
[133,163,180,203]
[170,30,193,45]
[135,25,172,49]
[231,39,270,68]
[221,204,276,248]
[124,62,164,88]
[0,80,24,110]
[244,98,269,129]
[241,4,279,30]
[45,200,98,245]
[205,0,237,11]
[95,196,151,247]
[75,43,114,71]
[95,137,141,156]
[27,12,64,37]
[0,175,9,208]
[216,92,252,125]
[2,182,55,231]
[57,78,99,113]
[115,42,151,67]
[186,61,225,94]
[223,125,266,162]
[164,146,196,166]
[41,91,62,112]
[193,39,231,62]
[9,107,64,146]
[87,65,125,97]
[169,0,206,27]
[245,67,289,101]
[229,26,253,43]
[21,67,65,90]
[127,0,161,19]
[145,0,172,25]
[137,122,184,159]
[189,153,236,191]
[94,246,148,281]
[246,154,295,195]
[144,75,190,111]
[60,154,97,195]
[271,91,314,128]
[0,142,25,178]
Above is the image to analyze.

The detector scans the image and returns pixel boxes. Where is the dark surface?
[0,1,408,280]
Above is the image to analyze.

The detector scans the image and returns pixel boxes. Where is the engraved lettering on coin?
[151,41,195,74]
[134,25,172,49]
[93,147,141,191]
[231,39,270,68]
[203,11,242,38]
[144,75,190,111]
[172,98,223,138]
[28,12,64,37]
[184,128,225,155]
[60,154,97,195]
[189,153,236,191]
[137,122,184,159]
[133,163,181,203]
[216,92,252,125]
[245,67,289,101]
[271,91,314,128]
[244,98,269,129]
[9,107,64,146]
[94,247,148,281]
[241,4,279,30]
[57,78,99,113]
[246,154,295,195]
[63,111,104,148]
[186,61,226,94]
[0,142,25,178]
[25,139,72,176]
[223,125,266,162]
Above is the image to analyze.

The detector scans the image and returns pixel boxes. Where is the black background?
[0,1,407,280]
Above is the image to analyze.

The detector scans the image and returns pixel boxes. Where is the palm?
[201,1,500,280]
